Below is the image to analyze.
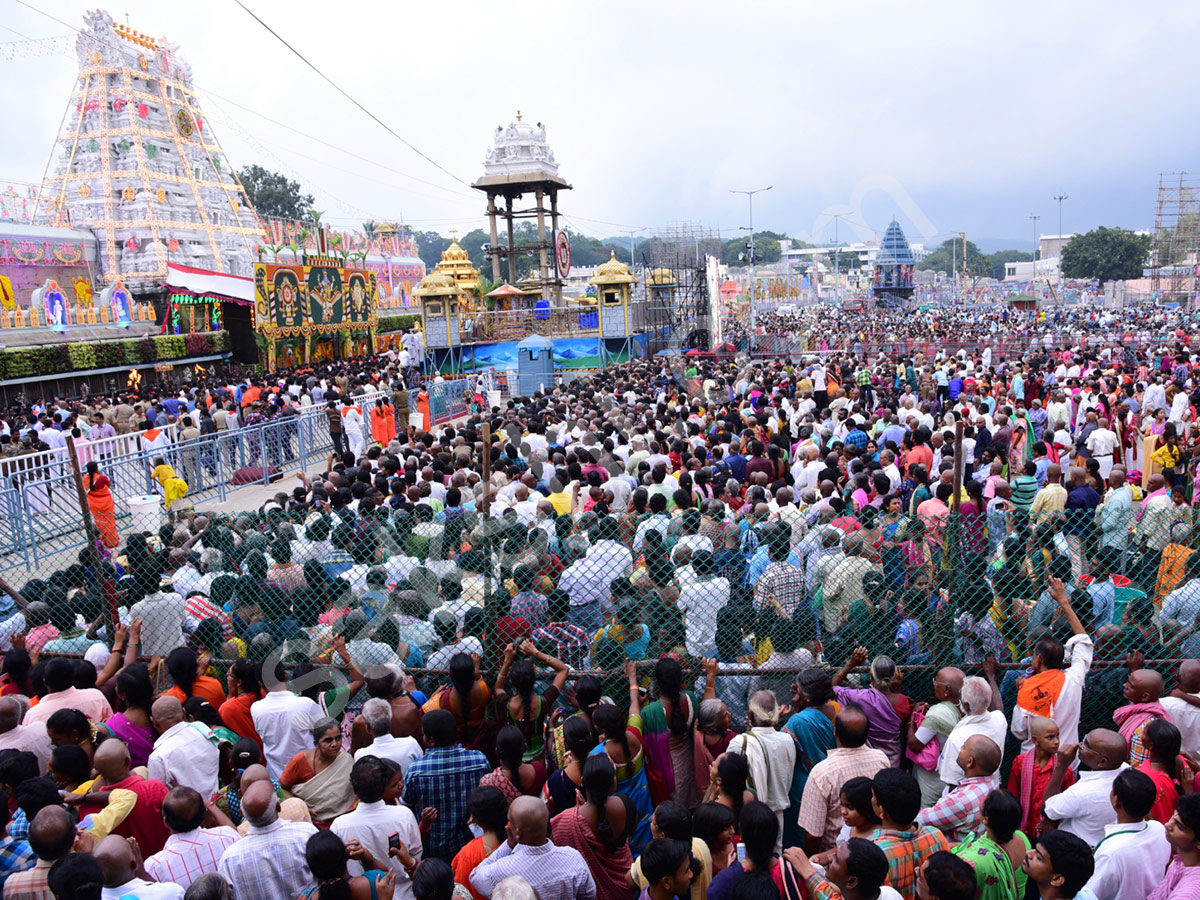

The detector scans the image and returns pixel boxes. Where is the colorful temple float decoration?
[257,217,425,308]
[872,219,916,305]
[253,225,379,370]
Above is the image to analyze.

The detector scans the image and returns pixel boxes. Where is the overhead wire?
[10,0,657,240]
[233,0,471,189]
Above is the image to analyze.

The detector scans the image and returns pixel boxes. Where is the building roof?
[590,251,634,286]
[875,220,916,267]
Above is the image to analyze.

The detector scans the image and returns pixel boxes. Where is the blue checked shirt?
[402,744,490,859]
[0,836,35,889]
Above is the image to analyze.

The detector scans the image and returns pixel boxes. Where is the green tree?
[411,230,452,270]
[237,165,314,220]
[987,249,1034,281]
[722,232,781,265]
[1061,226,1151,285]
[917,238,987,276]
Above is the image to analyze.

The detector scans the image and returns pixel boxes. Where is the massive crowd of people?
[4,304,1200,900]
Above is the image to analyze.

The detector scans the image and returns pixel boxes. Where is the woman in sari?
[545,675,601,772]
[550,753,636,900]
[639,657,696,808]
[479,725,546,805]
[544,715,590,815]
[279,716,356,825]
[98,663,155,768]
[781,669,837,848]
[831,649,908,767]
[422,652,493,754]
[952,789,1029,900]
[1143,407,1169,483]
[591,676,654,856]
[84,461,118,548]
[693,697,734,800]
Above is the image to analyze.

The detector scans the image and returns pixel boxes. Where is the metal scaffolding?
[1150,172,1200,307]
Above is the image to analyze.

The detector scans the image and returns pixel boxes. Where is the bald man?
[1043,728,1130,847]
[218,781,317,900]
[233,764,312,837]
[1114,659,1170,766]
[5,805,77,897]
[144,786,239,888]
[74,739,171,855]
[908,667,965,806]
[1162,658,1200,757]
[147,695,219,797]
[799,704,890,854]
[916,734,1002,842]
[96,833,184,899]
[470,796,596,900]
[0,696,51,774]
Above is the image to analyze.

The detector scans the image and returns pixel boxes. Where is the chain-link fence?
[1,480,1194,750]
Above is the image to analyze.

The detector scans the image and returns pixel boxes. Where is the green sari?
[952,831,1028,900]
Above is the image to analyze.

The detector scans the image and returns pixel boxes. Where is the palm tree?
[330,233,348,266]
[297,228,312,257]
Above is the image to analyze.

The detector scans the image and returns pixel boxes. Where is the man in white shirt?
[95,834,185,899]
[1076,768,1170,900]
[1042,728,1130,847]
[677,551,729,658]
[558,520,632,631]
[726,692,797,850]
[332,756,422,899]
[250,666,323,779]
[0,697,51,773]
[1086,418,1120,478]
[353,699,423,775]
[1011,579,1093,753]
[938,676,1008,787]
[128,579,188,658]
[1162,659,1200,757]
[148,696,220,797]
[144,786,241,888]
[218,781,317,900]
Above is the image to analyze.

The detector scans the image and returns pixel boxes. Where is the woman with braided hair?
[640,655,697,807]
[550,753,635,900]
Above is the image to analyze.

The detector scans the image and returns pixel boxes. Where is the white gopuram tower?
[38,9,263,292]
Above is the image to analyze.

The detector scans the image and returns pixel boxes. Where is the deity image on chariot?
[307,266,343,325]
[273,269,303,327]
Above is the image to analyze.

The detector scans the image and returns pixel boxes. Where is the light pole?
[1052,193,1068,295]
[828,213,851,307]
[730,186,772,346]
[1029,215,1041,283]
[620,227,646,276]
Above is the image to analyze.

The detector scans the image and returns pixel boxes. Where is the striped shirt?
[144,826,241,888]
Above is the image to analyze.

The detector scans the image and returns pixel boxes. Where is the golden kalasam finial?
[449,228,458,241]
[516,110,522,122]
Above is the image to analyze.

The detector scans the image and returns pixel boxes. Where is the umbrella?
[485,283,524,298]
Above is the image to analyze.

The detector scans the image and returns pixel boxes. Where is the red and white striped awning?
[165,262,255,303]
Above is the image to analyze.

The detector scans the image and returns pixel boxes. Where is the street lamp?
[375,222,399,303]
[620,228,646,277]
[827,213,851,307]
[730,186,772,348]
[1029,214,1041,283]
[1052,193,1068,295]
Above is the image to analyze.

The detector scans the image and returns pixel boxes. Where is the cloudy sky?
[3,0,1197,250]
